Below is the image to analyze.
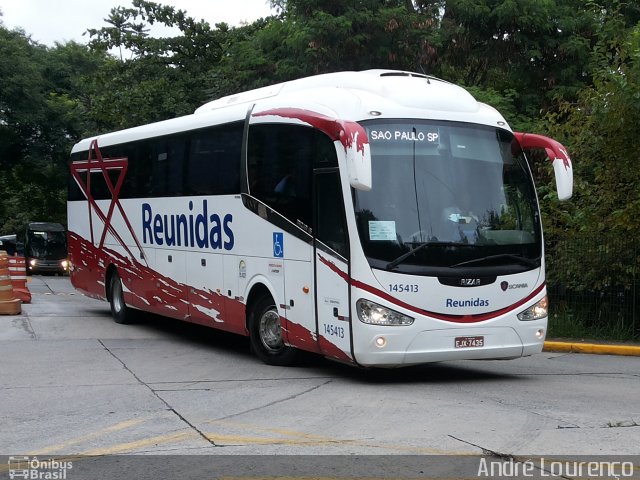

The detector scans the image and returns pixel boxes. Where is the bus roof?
[27,222,65,232]
[72,70,508,153]
[195,70,481,116]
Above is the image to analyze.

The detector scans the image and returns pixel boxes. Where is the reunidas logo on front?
[7,456,72,479]
[446,297,489,308]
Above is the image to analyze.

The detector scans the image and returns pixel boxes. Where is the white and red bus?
[67,70,572,367]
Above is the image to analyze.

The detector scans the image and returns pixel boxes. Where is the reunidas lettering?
[142,200,234,250]
[446,298,490,308]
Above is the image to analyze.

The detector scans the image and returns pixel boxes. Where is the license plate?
[455,336,485,348]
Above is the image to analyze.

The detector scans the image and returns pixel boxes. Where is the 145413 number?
[389,284,419,293]
[323,324,345,338]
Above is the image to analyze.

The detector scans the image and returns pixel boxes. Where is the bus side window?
[185,123,243,196]
[248,124,336,231]
[104,143,151,199]
[87,171,112,200]
[150,135,186,196]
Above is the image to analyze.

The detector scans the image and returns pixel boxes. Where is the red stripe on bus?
[317,254,545,324]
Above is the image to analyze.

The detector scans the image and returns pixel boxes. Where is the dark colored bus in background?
[24,222,69,275]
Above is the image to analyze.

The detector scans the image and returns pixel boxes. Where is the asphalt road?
[1,276,638,477]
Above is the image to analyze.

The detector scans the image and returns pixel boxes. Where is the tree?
[213,0,437,92]
[433,0,598,120]
[0,22,108,233]
[84,0,237,129]
[543,3,640,290]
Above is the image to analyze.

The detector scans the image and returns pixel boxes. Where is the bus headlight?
[517,295,548,321]
[356,299,414,326]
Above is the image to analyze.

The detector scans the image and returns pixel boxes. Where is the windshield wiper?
[386,241,478,270]
[450,253,539,269]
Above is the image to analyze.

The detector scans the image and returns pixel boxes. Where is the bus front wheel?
[249,295,297,366]
[109,271,134,324]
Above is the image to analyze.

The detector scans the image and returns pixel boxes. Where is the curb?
[544,341,640,357]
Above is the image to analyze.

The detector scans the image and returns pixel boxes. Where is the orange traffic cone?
[0,250,22,315]
[8,256,31,304]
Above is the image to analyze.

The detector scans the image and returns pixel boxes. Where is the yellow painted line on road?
[204,420,468,455]
[28,418,147,455]
[544,341,640,356]
[3,424,200,462]
[205,432,466,454]
[205,432,331,445]
[80,430,197,455]
[205,419,338,444]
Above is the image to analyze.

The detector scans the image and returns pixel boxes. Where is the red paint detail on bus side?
[69,140,145,261]
[69,138,353,360]
[68,232,246,335]
[282,317,322,354]
[225,297,249,335]
[69,141,250,333]
[317,254,545,324]
[253,108,368,154]
[70,232,349,361]
[318,336,353,363]
[283,317,352,362]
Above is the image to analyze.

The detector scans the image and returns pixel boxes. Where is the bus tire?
[109,271,134,324]
[249,295,297,366]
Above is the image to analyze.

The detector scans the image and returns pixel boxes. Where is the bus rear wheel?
[109,271,134,324]
[249,295,297,366]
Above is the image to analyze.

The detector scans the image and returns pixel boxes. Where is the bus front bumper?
[27,258,70,274]
[352,320,547,367]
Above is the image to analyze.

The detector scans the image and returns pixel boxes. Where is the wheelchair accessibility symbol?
[273,232,283,258]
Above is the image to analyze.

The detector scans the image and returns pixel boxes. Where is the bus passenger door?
[313,170,353,363]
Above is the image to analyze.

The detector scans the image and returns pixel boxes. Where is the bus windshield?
[27,228,67,260]
[354,120,541,274]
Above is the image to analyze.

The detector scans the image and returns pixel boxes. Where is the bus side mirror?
[514,132,573,201]
[342,122,372,191]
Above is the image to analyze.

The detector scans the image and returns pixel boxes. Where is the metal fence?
[545,238,639,339]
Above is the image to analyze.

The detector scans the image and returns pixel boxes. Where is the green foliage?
[548,306,638,341]
[212,0,438,95]
[463,86,541,132]
[83,0,234,128]
[0,27,108,233]
[0,160,68,233]
[544,2,640,293]
[435,0,597,117]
